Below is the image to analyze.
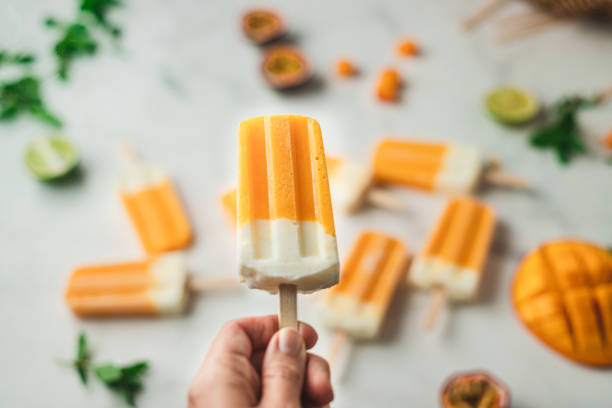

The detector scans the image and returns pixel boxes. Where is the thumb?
[259,327,307,408]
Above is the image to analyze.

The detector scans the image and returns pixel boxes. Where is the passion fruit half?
[441,371,510,408]
[242,10,285,44]
[261,46,310,90]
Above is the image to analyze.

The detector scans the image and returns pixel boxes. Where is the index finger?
[212,315,318,359]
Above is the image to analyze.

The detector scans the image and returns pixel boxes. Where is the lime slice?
[485,87,539,125]
[25,136,79,180]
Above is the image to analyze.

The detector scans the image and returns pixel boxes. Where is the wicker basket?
[529,0,612,17]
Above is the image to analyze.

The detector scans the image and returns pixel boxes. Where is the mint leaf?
[49,22,98,80]
[95,361,149,407]
[80,0,122,36]
[0,76,62,127]
[73,332,91,384]
[95,364,122,383]
[529,96,591,165]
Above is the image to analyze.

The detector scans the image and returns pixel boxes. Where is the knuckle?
[263,363,303,385]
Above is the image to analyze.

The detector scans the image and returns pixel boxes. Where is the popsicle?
[65,253,236,317]
[119,148,192,254]
[221,189,237,227]
[220,156,402,227]
[410,197,495,328]
[326,156,403,213]
[321,231,409,339]
[372,139,526,193]
[237,114,339,329]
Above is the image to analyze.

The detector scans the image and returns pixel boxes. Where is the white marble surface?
[1,0,611,407]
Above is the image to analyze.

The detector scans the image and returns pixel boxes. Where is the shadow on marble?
[40,165,86,189]
[276,74,326,96]
[376,283,412,344]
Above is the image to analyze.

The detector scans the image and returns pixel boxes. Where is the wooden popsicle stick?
[187,276,238,292]
[482,170,528,189]
[496,14,561,45]
[326,331,353,382]
[423,286,446,330]
[279,284,298,330]
[120,139,139,163]
[496,9,549,28]
[366,188,405,212]
[595,85,612,104]
[462,0,511,31]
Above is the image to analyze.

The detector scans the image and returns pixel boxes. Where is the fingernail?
[278,328,301,355]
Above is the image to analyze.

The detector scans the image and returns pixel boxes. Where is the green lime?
[485,87,539,125]
[25,136,79,180]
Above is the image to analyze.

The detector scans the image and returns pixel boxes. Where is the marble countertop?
[1,0,611,406]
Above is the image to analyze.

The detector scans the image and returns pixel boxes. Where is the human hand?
[188,315,334,408]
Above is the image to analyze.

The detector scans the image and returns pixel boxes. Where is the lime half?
[25,136,79,180]
[485,87,539,125]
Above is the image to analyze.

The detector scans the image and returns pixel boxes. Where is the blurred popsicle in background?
[410,197,496,328]
[65,253,236,317]
[119,143,193,254]
[320,231,409,375]
[373,139,526,194]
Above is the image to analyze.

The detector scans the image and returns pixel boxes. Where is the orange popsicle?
[221,189,237,227]
[65,253,187,316]
[410,197,495,301]
[237,115,339,293]
[373,139,483,193]
[120,164,192,254]
[321,231,409,338]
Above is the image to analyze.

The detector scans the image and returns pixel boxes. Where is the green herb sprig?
[0,76,62,127]
[74,332,92,384]
[530,87,612,165]
[46,0,123,80]
[46,19,98,80]
[95,362,149,406]
[80,0,122,37]
[0,52,35,66]
[63,332,149,407]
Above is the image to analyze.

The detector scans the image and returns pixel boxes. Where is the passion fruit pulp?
[242,10,284,44]
[261,46,310,90]
[441,371,510,408]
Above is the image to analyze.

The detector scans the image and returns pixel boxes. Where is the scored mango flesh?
[513,240,612,365]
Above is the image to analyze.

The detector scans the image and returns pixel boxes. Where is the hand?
[188,315,334,408]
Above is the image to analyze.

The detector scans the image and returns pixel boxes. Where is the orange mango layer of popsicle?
[119,164,192,254]
[237,115,339,293]
[373,139,483,193]
[321,231,409,338]
[410,197,495,301]
[65,253,187,316]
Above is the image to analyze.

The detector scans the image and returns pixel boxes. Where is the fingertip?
[298,321,318,350]
[305,353,334,405]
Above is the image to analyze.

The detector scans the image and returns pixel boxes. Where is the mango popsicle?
[372,139,525,193]
[237,115,339,295]
[65,253,236,317]
[321,231,409,338]
[119,159,192,254]
[326,156,403,213]
[410,197,496,301]
[65,253,188,316]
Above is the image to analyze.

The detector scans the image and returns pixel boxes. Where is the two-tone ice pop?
[119,146,192,254]
[65,253,236,317]
[372,139,526,194]
[237,114,339,328]
[326,156,403,213]
[410,197,495,328]
[321,231,409,339]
